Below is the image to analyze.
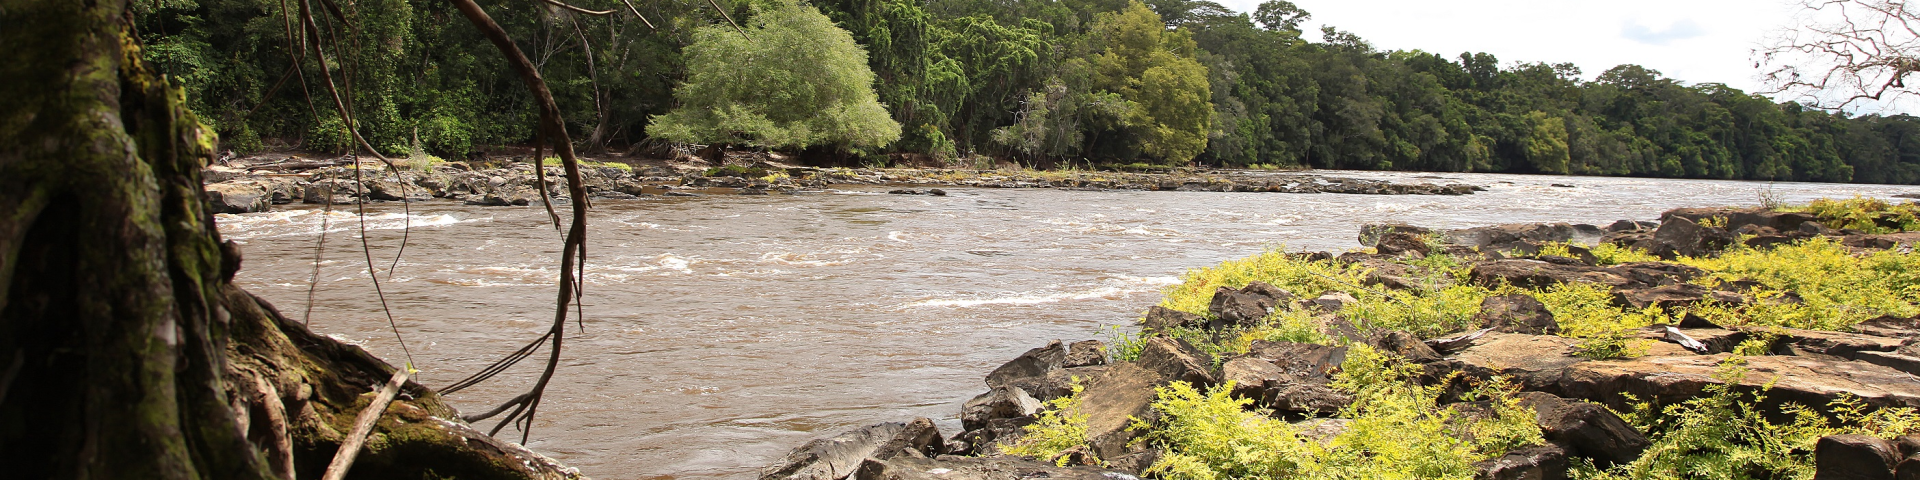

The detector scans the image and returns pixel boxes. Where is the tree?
[648,0,902,150]
[1087,0,1214,164]
[1252,0,1310,32]
[1761,0,1920,109]
[0,0,595,477]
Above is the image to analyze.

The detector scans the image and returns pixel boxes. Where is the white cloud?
[1208,0,1802,95]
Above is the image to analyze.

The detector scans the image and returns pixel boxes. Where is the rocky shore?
[759,203,1920,480]
[196,153,1481,213]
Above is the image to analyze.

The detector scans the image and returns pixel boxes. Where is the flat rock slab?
[1444,333,1920,411]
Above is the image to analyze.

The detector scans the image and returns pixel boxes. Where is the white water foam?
[905,275,1179,308]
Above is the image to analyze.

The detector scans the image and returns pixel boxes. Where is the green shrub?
[1140,346,1543,480]
[1578,359,1920,480]
[1681,238,1920,330]
[1004,386,1091,464]
[1789,197,1920,234]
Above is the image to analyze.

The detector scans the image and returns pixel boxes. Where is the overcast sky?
[1209,0,1805,98]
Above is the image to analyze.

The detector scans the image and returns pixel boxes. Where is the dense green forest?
[138,0,1920,183]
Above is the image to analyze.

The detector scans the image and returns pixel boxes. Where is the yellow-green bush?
[1681,238,1920,330]
[1003,386,1091,465]
[1139,346,1542,480]
[1578,360,1920,480]
[1788,197,1920,234]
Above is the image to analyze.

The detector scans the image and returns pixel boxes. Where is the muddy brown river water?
[215,170,1915,479]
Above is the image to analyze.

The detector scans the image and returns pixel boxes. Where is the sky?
[1209,0,1806,100]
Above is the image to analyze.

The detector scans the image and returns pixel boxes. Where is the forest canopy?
[138,0,1920,182]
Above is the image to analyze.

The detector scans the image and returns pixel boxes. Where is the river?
[214,170,1914,479]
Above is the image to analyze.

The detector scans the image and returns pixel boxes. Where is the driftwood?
[320,367,414,480]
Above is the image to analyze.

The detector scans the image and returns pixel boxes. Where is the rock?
[761,421,911,480]
[1636,216,1735,259]
[1360,223,1435,246]
[1310,292,1358,312]
[1844,233,1920,250]
[850,455,1137,480]
[1610,284,1746,310]
[1815,434,1899,480]
[1858,351,1920,376]
[1104,448,1162,475]
[1664,207,1820,233]
[1210,286,1274,328]
[1063,340,1108,368]
[961,387,1044,431]
[871,418,946,461]
[1445,223,1605,249]
[948,417,1033,456]
[928,189,947,196]
[1517,392,1649,466]
[1609,262,1708,288]
[1469,260,1632,290]
[365,178,423,201]
[1140,306,1204,333]
[1473,444,1568,480]
[1607,220,1654,233]
[1859,315,1920,338]
[986,341,1066,388]
[1135,337,1216,387]
[1221,357,1289,400]
[1370,330,1441,362]
[205,182,271,213]
[1076,362,1169,460]
[1244,340,1347,379]
[1442,333,1920,411]
[1267,383,1352,415]
[1758,328,1906,359]
[1375,232,1433,257]
[1207,282,1294,329]
[1478,294,1560,335]
[1803,221,1837,235]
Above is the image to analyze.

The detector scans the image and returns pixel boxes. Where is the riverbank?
[196,152,1481,213]
[759,198,1920,480]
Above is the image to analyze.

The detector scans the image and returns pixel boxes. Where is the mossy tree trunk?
[0,0,274,477]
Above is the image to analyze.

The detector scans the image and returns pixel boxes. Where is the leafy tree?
[1087,1,1214,164]
[648,0,901,149]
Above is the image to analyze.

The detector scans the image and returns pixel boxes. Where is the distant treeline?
[139,0,1920,183]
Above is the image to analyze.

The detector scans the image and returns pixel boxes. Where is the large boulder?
[762,419,946,480]
[1478,294,1559,335]
[1517,393,1649,466]
[1140,306,1203,333]
[1634,216,1735,259]
[1815,434,1899,480]
[1375,232,1433,258]
[1075,362,1169,460]
[960,387,1044,431]
[1136,337,1216,387]
[205,181,270,213]
[986,341,1067,388]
